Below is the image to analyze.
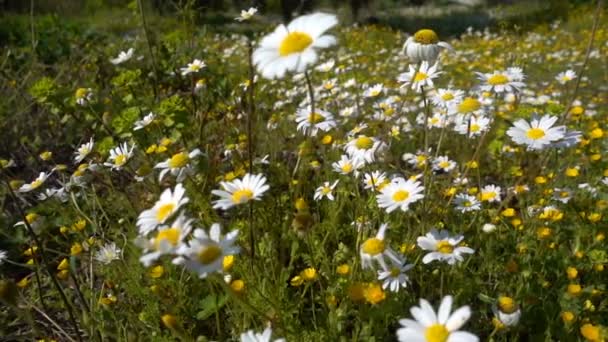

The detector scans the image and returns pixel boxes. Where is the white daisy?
[174,224,239,278]
[363,171,388,191]
[402,29,453,63]
[74,138,94,164]
[479,184,502,203]
[417,229,475,265]
[211,173,269,210]
[476,68,526,93]
[137,183,189,235]
[378,258,414,293]
[364,83,384,97]
[252,12,338,79]
[345,135,387,164]
[133,112,156,131]
[110,48,134,65]
[313,180,339,201]
[433,156,457,173]
[396,295,479,342]
[295,108,336,136]
[94,242,122,265]
[18,172,49,193]
[235,7,257,22]
[137,215,193,266]
[432,88,464,108]
[0,250,7,265]
[506,115,566,150]
[398,61,441,92]
[332,154,364,176]
[556,69,576,84]
[240,327,285,342]
[454,194,481,213]
[154,149,201,182]
[104,142,134,170]
[75,88,94,106]
[454,115,491,138]
[377,177,424,213]
[360,223,402,270]
[448,97,486,117]
[180,59,206,76]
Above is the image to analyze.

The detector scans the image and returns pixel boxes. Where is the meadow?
[0,2,607,341]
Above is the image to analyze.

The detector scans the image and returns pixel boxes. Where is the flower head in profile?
[74,138,94,164]
[476,67,525,93]
[154,149,202,182]
[295,108,336,136]
[104,142,134,170]
[94,242,122,265]
[252,12,338,79]
[556,69,576,84]
[240,326,285,342]
[377,177,424,213]
[137,183,189,235]
[174,224,239,278]
[396,295,479,342]
[235,7,257,22]
[18,172,50,193]
[134,112,156,131]
[332,154,364,177]
[398,61,441,92]
[360,223,402,270]
[212,173,269,210]
[137,215,193,266]
[345,135,387,164]
[110,48,134,65]
[181,59,206,76]
[402,28,453,63]
[417,229,475,265]
[506,114,566,150]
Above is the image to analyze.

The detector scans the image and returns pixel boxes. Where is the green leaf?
[196,294,228,320]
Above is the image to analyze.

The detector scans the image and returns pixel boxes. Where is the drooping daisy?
[313,180,339,201]
[211,173,269,210]
[360,223,402,270]
[454,194,481,213]
[364,83,384,98]
[476,68,525,93]
[252,12,338,79]
[402,29,453,63]
[345,135,387,164]
[180,59,206,76]
[479,184,502,203]
[295,108,336,136]
[417,229,475,265]
[363,171,389,191]
[18,172,49,193]
[94,242,122,265]
[240,326,285,342]
[454,115,491,138]
[397,61,441,92]
[506,115,566,150]
[332,154,364,176]
[133,112,156,131]
[377,258,414,293]
[0,250,7,265]
[556,69,576,84]
[396,295,479,342]
[377,177,424,213]
[137,183,189,235]
[104,142,134,170]
[235,7,257,22]
[110,48,134,65]
[154,149,201,182]
[174,224,239,278]
[493,296,521,328]
[137,215,193,266]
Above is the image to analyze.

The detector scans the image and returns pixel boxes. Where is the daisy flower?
[360,223,402,270]
[377,258,414,293]
[181,59,206,76]
[94,242,122,265]
[448,97,486,117]
[402,150,431,169]
[417,229,475,265]
[240,327,285,342]
[133,112,156,131]
[235,7,257,22]
[506,115,566,150]
[313,180,339,201]
[364,83,384,97]
[154,149,202,182]
[174,224,239,278]
[454,115,491,138]
[556,69,576,84]
[104,142,134,170]
[137,183,189,235]
[332,154,364,176]
[74,138,94,164]
[363,171,388,191]
[377,177,424,213]
[396,295,479,342]
[398,61,441,92]
[137,215,193,266]
[295,108,336,136]
[252,12,338,79]
[476,68,525,93]
[211,173,269,210]
[432,88,464,108]
[75,88,94,106]
[345,135,387,164]
[480,184,502,203]
[433,156,457,173]
[493,296,521,328]
[18,172,49,193]
[110,48,134,65]
[454,194,481,212]
[402,29,453,63]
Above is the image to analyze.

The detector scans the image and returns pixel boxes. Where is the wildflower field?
[1,2,607,341]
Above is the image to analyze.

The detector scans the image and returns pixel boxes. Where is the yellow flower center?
[470,124,480,132]
[362,238,385,255]
[414,29,439,45]
[436,240,454,254]
[279,31,313,56]
[30,179,43,189]
[156,203,175,222]
[414,72,428,82]
[232,189,254,204]
[488,74,509,85]
[75,88,88,98]
[154,227,181,250]
[458,97,481,114]
[392,190,410,202]
[197,244,222,265]
[390,267,401,277]
[114,154,127,167]
[526,128,546,140]
[308,112,325,124]
[26,213,38,224]
[441,92,454,101]
[341,163,353,173]
[321,186,331,195]
[355,136,374,150]
[438,161,450,169]
[481,191,496,201]
[425,324,450,342]
[498,296,516,314]
[168,152,189,168]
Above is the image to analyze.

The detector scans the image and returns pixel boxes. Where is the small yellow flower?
[99,294,117,306]
[580,323,602,341]
[70,243,83,256]
[537,227,552,239]
[534,176,547,184]
[567,267,578,279]
[363,283,386,305]
[567,284,582,296]
[57,270,69,280]
[57,258,69,271]
[348,282,366,303]
[295,198,308,211]
[492,317,506,330]
[148,265,164,278]
[223,255,235,272]
[146,144,158,154]
[565,167,579,177]
[301,267,317,282]
[336,264,350,276]
[587,213,602,223]
[466,160,478,169]
[161,314,179,330]
[290,275,304,287]
[561,311,575,323]
[498,296,517,314]
[230,279,245,294]
[594,264,604,272]
[72,219,86,232]
[39,151,53,161]
[16,276,30,288]
[589,128,604,139]
[321,135,333,145]
[501,208,516,217]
